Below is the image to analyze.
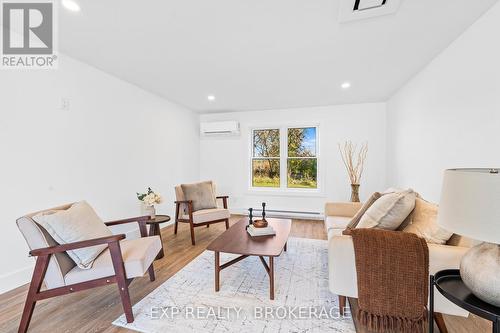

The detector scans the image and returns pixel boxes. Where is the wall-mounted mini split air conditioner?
[200,121,240,136]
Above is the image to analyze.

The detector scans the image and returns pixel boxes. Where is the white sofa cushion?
[32,201,112,269]
[357,189,416,230]
[181,208,230,224]
[324,216,351,231]
[64,236,161,285]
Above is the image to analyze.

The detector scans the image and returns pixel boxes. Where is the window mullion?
[280,127,287,189]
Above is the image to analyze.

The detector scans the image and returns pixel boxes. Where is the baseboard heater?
[249,209,323,220]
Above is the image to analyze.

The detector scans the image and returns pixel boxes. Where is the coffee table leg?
[269,256,274,300]
[215,251,220,292]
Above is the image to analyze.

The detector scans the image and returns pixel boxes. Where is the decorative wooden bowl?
[253,219,268,228]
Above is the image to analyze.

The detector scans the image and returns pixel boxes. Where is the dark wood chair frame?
[174,196,230,245]
[337,295,449,332]
[19,215,158,333]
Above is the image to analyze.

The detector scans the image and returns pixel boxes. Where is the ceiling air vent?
[339,0,401,22]
[353,0,387,12]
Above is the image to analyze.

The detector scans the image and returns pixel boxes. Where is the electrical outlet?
[61,98,70,111]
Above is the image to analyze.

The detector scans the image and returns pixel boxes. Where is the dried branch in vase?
[338,141,368,185]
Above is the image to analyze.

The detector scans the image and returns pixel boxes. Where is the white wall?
[387,2,500,202]
[0,55,200,293]
[200,104,387,216]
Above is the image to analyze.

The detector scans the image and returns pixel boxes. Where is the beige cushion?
[345,192,382,230]
[181,208,230,224]
[357,189,416,230]
[32,201,112,269]
[64,236,161,285]
[404,198,454,245]
[181,181,217,212]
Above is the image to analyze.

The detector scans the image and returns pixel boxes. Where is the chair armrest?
[325,202,362,218]
[428,243,469,274]
[104,215,151,227]
[105,215,152,238]
[216,196,228,209]
[29,234,126,257]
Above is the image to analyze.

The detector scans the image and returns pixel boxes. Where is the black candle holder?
[246,208,253,230]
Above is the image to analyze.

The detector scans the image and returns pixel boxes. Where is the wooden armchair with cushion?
[174,181,230,245]
[16,201,162,333]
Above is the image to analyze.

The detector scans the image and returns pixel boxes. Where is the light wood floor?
[0,216,490,333]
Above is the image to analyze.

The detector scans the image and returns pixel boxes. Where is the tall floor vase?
[350,184,360,202]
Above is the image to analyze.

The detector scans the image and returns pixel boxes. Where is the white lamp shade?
[437,168,500,244]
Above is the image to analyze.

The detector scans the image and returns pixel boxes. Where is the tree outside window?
[287,127,317,188]
[252,129,280,187]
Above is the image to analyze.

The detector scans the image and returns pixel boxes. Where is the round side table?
[146,215,170,259]
[430,269,500,333]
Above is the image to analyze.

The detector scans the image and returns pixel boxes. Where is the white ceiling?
[59,0,498,113]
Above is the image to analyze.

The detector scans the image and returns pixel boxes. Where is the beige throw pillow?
[357,189,416,230]
[181,181,217,212]
[404,198,453,245]
[343,192,382,235]
[33,201,112,269]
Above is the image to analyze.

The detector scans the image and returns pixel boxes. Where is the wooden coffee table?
[207,217,291,300]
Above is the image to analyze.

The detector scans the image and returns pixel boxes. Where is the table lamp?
[437,168,500,306]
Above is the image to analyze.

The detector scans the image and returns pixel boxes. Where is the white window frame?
[248,124,321,195]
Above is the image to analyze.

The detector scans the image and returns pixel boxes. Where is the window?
[252,129,280,187]
[287,127,317,188]
[251,126,318,190]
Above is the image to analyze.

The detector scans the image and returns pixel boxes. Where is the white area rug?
[113,237,355,333]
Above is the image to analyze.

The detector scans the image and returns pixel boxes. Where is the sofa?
[324,200,471,319]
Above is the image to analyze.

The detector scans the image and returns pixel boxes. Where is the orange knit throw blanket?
[351,228,429,333]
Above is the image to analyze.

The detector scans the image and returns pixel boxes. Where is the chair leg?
[116,278,133,322]
[206,224,210,228]
[109,242,134,323]
[434,312,448,333]
[18,255,50,333]
[225,219,229,230]
[190,223,196,245]
[174,203,180,235]
[148,263,155,282]
[338,295,346,316]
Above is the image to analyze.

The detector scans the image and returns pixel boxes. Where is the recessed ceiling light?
[207,95,216,101]
[341,82,351,89]
[62,0,81,12]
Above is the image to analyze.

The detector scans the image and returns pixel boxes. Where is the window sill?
[246,187,325,197]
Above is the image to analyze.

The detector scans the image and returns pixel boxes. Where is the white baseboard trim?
[0,264,33,295]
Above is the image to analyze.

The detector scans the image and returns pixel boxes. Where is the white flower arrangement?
[137,187,163,207]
